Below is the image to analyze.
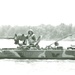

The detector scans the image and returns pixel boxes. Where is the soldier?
[54,42,59,47]
[27,29,36,46]
[27,29,41,49]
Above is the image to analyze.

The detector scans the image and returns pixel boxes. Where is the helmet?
[15,34,17,36]
[28,29,33,34]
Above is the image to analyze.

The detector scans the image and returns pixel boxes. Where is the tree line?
[0,23,75,40]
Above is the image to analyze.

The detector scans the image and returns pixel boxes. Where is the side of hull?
[16,49,75,59]
[0,49,75,59]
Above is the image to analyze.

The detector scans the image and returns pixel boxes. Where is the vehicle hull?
[0,48,74,59]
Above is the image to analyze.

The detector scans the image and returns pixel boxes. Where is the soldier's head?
[28,29,33,35]
[15,34,17,36]
[54,42,59,46]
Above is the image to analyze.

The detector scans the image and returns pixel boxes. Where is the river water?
[0,39,75,49]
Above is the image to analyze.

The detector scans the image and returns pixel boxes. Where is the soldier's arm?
[32,34,36,41]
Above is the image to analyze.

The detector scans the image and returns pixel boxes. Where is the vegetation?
[0,23,75,40]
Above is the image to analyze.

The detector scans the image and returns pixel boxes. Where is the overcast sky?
[0,0,75,26]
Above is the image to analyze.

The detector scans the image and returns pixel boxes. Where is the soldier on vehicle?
[26,29,41,49]
[54,42,63,50]
[54,42,59,47]
[27,29,36,46]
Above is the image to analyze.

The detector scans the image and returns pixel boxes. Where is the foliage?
[0,23,75,40]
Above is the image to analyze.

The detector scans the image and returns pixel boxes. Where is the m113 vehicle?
[0,33,75,59]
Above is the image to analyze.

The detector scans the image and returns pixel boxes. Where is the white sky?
[0,0,75,26]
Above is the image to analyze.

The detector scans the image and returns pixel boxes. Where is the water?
[0,39,75,49]
[0,39,18,48]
